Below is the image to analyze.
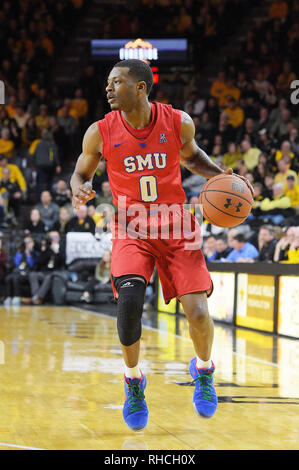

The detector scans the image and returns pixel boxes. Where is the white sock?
[124,363,142,379]
[196,357,212,370]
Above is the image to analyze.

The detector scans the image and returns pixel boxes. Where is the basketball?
[199,174,253,228]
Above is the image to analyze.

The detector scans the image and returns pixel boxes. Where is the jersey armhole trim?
[172,108,183,150]
[98,119,110,160]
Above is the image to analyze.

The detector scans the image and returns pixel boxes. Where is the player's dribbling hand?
[224,168,254,198]
[72,182,96,209]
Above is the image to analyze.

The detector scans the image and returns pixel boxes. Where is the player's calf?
[115,276,149,430]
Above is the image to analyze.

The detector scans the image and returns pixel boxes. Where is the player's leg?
[111,237,155,431]
[155,210,217,418]
[178,292,217,419]
[113,274,148,431]
[113,275,146,371]
[178,291,214,362]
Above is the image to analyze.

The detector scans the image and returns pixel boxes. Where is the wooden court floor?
[0,305,298,450]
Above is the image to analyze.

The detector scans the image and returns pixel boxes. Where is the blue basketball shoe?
[123,373,148,431]
[189,358,218,418]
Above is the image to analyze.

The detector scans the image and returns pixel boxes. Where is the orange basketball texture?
[199,174,253,228]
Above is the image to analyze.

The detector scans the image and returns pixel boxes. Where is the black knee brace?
[116,278,146,346]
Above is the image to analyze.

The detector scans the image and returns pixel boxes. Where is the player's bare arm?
[179,111,254,195]
[70,121,102,208]
[179,110,225,179]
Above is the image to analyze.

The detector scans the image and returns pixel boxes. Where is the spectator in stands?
[4,236,38,306]
[24,208,45,235]
[35,105,50,132]
[225,233,259,262]
[33,129,61,196]
[274,226,296,262]
[270,108,292,141]
[0,155,27,194]
[276,61,296,96]
[210,71,227,103]
[275,140,295,165]
[289,127,299,156]
[255,107,271,134]
[184,90,206,116]
[52,206,72,234]
[52,179,72,207]
[80,250,111,303]
[5,96,17,119]
[222,142,242,170]
[0,194,6,227]
[65,205,96,234]
[223,97,244,129]
[0,128,15,159]
[35,191,59,232]
[210,234,233,261]
[0,166,22,218]
[202,234,217,261]
[95,181,113,206]
[253,71,272,101]
[214,113,235,147]
[88,205,104,228]
[283,175,299,210]
[48,116,66,154]
[238,118,260,146]
[257,130,276,156]
[240,140,261,171]
[256,225,277,262]
[57,104,76,152]
[274,158,297,186]
[218,78,241,108]
[285,226,299,263]
[71,88,88,121]
[22,116,40,147]
[248,182,264,225]
[14,104,30,130]
[260,182,292,225]
[22,235,65,305]
[93,160,108,195]
[0,237,8,294]
[253,161,270,187]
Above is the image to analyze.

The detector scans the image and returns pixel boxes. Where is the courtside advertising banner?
[278,276,299,339]
[236,274,275,333]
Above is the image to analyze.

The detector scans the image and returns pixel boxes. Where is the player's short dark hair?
[233,233,246,243]
[113,59,153,96]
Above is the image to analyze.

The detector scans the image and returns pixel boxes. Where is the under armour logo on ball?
[224,198,243,213]
[160,133,167,143]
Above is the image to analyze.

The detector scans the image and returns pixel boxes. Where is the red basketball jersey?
[97,102,186,207]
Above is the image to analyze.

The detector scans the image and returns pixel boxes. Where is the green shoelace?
[127,384,145,413]
[191,373,214,401]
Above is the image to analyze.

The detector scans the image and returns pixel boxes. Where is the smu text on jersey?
[124,153,167,173]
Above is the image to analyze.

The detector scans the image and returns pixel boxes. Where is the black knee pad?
[116,278,146,346]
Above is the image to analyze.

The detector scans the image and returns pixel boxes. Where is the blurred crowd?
[1,0,299,307]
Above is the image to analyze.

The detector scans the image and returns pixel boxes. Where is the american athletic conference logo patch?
[160,133,167,143]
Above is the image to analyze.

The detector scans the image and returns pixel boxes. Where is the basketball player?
[70,59,253,431]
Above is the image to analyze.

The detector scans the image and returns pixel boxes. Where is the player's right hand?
[72,182,96,209]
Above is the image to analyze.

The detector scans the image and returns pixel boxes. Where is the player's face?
[106,67,140,111]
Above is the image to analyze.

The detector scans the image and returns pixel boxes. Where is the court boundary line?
[69,306,299,373]
[0,442,45,450]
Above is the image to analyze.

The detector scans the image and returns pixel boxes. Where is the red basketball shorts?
[110,208,212,303]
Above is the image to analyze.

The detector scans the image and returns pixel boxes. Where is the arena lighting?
[119,38,158,61]
[151,66,159,84]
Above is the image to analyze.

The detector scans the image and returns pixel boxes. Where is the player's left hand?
[224,168,254,198]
